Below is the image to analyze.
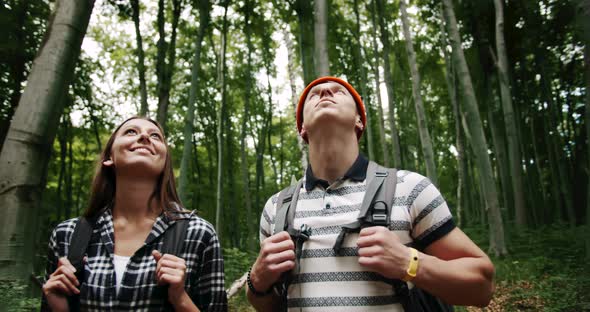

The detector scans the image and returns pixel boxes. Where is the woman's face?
[103,118,167,178]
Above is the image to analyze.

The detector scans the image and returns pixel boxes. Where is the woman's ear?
[355,115,363,130]
[103,158,114,167]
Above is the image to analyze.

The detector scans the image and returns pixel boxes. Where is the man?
[247,76,494,311]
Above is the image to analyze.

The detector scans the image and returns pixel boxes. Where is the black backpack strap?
[67,216,96,312]
[160,217,190,256]
[333,161,392,253]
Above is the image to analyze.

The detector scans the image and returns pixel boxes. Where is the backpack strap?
[160,218,190,256]
[67,216,97,312]
[274,179,304,235]
[333,161,396,253]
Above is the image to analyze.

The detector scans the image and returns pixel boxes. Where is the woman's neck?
[112,175,161,222]
[307,132,359,184]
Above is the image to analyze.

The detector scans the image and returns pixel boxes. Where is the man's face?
[301,81,360,139]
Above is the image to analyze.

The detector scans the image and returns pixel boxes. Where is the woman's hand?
[42,257,80,312]
[152,250,199,311]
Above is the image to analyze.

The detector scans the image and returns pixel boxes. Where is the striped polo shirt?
[259,155,455,311]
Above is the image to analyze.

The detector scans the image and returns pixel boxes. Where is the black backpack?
[65,214,190,312]
[272,161,453,312]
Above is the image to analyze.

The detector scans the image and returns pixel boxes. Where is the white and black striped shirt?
[259,155,455,311]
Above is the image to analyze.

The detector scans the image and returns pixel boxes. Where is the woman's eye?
[124,129,137,135]
[309,94,318,99]
[150,133,162,140]
[337,90,345,94]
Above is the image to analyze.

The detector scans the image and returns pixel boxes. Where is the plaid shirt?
[42,209,227,311]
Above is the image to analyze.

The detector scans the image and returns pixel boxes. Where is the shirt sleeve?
[407,173,456,250]
[259,194,278,242]
[190,221,228,312]
[41,219,76,311]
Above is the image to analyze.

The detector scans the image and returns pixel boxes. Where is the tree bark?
[130,0,148,117]
[314,0,329,76]
[442,0,507,256]
[493,0,527,227]
[178,0,209,204]
[0,0,95,281]
[375,0,402,168]
[399,0,437,184]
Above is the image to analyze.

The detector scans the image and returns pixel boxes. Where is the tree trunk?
[585,44,590,259]
[241,0,254,250]
[130,0,148,116]
[442,0,507,256]
[399,0,437,185]
[352,0,374,161]
[314,0,329,76]
[215,1,230,238]
[156,0,183,130]
[293,0,315,84]
[283,28,308,171]
[440,20,467,226]
[0,0,95,281]
[1,0,30,151]
[375,0,402,168]
[178,0,209,204]
[493,0,527,227]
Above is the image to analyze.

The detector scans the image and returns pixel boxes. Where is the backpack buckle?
[372,213,388,225]
[375,171,388,177]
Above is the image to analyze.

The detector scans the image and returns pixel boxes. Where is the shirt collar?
[305,154,369,191]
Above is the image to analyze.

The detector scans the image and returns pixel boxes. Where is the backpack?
[273,161,453,312]
[65,213,190,312]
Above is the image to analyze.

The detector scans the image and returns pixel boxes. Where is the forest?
[0,0,589,310]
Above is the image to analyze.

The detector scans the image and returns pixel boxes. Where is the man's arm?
[414,227,494,307]
[357,226,494,307]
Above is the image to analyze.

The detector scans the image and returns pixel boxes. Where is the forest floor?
[1,223,588,311]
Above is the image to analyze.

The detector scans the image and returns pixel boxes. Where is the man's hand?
[357,226,411,280]
[249,231,296,292]
[42,257,80,312]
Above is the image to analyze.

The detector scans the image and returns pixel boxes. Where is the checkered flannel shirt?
[41,208,227,311]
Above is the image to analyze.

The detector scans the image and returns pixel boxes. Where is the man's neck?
[307,132,359,184]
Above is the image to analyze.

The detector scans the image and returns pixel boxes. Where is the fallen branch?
[226,272,248,299]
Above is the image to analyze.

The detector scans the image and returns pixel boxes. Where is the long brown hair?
[83,116,183,218]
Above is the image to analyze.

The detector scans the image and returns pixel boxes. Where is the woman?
[41,117,227,311]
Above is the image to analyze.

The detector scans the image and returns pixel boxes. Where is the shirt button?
[325,202,331,209]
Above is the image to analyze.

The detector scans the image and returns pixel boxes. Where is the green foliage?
[0,280,41,311]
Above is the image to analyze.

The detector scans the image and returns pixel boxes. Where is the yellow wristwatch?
[402,247,419,282]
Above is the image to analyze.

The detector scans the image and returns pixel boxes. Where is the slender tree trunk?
[155,0,167,128]
[440,21,466,226]
[283,28,308,171]
[130,0,148,116]
[156,0,183,130]
[0,0,95,281]
[66,113,73,219]
[293,0,315,84]
[488,96,512,218]
[585,44,590,259]
[399,0,437,184]
[493,0,527,226]
[442,0,507,256]
[352,0,374,161]
[178,0,209,204]
[375,0,402,168]
[241,0,254,250]
[215,1,230,237]
[314,0,329,76]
